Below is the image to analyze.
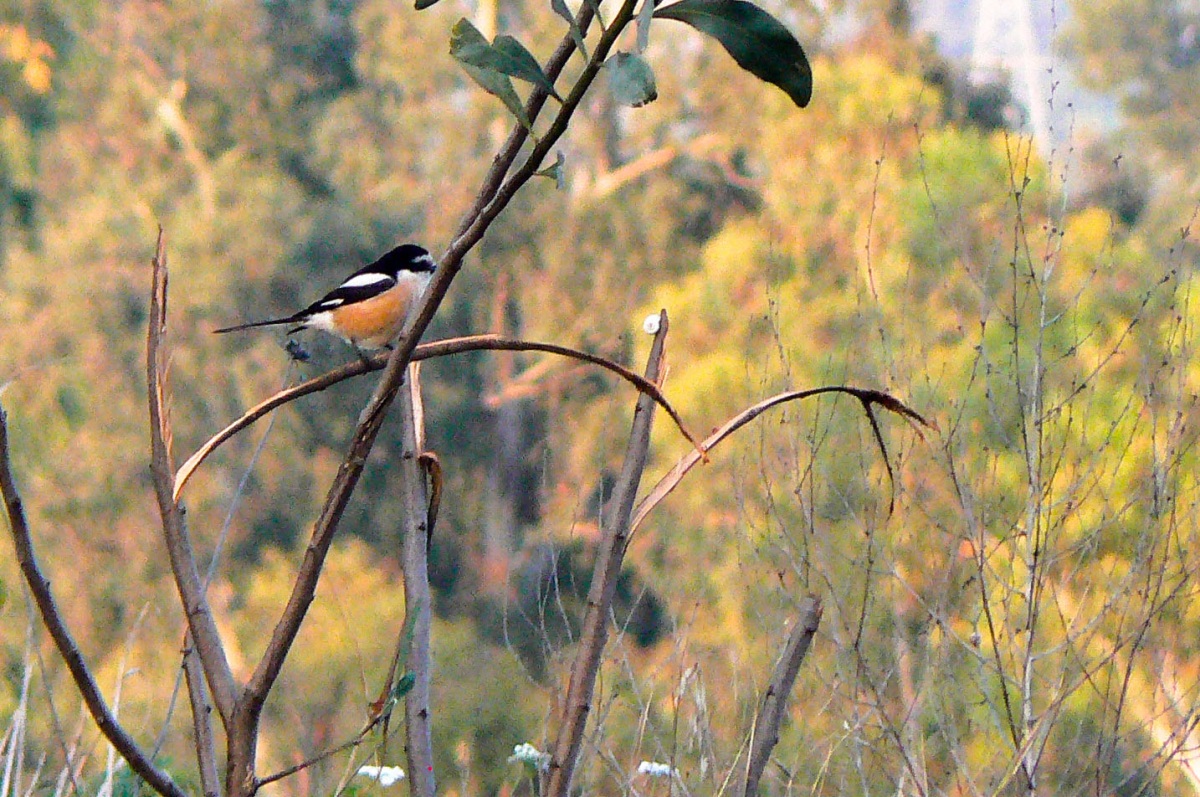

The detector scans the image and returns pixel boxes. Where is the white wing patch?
[340,272,394,290]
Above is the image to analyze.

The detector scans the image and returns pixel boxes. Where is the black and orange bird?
[215,244,437,353]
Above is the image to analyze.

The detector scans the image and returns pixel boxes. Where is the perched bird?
[215,244,436,353]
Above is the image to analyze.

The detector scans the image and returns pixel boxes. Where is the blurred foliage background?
[2,0,1200,794]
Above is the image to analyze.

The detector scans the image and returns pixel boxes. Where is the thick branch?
[176,335,697,501]
[147,231,238,726]
[545,311,670,797]
[743,595,823,797]
[0,410,187,797]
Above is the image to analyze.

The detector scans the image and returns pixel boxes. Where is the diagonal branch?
[545,310,670,797]
[743,595,823,797]
[175,335,698,501]
[630,387,932,534]
[227,1,649,783]
[0,409,188,797]
[256,714,386,790]
[147,230,238,727]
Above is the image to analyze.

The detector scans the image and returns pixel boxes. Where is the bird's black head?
[377,243,436,276]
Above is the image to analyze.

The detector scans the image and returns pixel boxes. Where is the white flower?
[642,313,662,335]
[357,765,406,787]
[637,761,677,778]
[508,743,551,771]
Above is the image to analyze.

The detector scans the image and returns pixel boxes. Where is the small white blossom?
[637,761,677,778]
[357,765,406,787]
[642,313,662,335]
[508,743,551,771]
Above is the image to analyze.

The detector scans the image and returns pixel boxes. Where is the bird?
[214,244,437,354]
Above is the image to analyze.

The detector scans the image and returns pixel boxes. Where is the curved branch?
[630,387,931,534]
[0,410,188,797]
[174,335,698,501]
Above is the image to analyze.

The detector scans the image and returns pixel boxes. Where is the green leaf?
[654,0,811,107]
[450,18,495,65]
[606,51,658,107]
[450,19,535,131]
[636,0,655,52]
[550,0,589,59]
[414,0,440,9]
[449,21,559,98]
[393,672,416,700]
[535,150,566,189]
[493,35,562,100]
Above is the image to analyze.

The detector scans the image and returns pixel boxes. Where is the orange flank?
[326,280,417,349]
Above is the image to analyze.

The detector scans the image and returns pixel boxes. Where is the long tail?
[213,316,300,334]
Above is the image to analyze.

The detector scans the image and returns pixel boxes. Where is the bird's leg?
[349,342,372,367]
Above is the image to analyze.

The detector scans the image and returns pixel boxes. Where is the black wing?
[298,269,398,317]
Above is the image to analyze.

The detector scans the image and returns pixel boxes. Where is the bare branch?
[146,230,238,726]
[181,633,221,797]
[256,715,385,790]
[545,310,670,797]
[176,335,698,501]
[630,387,931,534]
[0,410,188,797]
[398,365,435,797]
[743,595,823,797]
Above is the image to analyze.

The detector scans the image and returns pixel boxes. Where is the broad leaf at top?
[450,20,561,101]
[450,19,534,130]
[654,0,811,107]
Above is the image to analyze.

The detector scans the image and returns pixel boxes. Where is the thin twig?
[28,601,83,797]
[0,409,187,797]
[175,335,698,501]
[153,362,292,779]
[255,714,386,790]
[544,310,670,797]
[743,595,823,797]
